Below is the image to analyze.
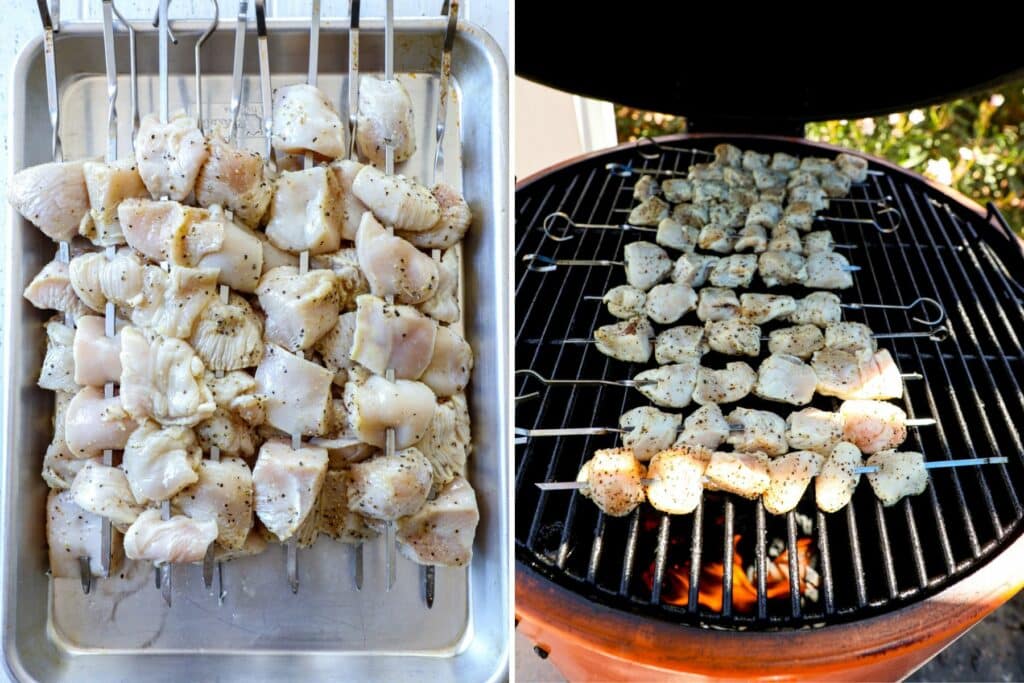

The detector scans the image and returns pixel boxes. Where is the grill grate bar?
[755,501,768,619]
[845,499,868,607]
[586,513,605,583]
[687,498,704,614]
[513,184,556,266]
[619,509,641,595]
[816,510,836,614]
[786,513,801,617]
[722,499,735,618]
[873,500,900,599]
[650,515,671,604]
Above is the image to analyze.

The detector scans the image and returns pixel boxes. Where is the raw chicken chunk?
[812,348,903,400]
[397,476,479,567]
[577,448,646,517]
[704,450,770,499]
[189,293,263,371]
[786,407,844,453]
[655,325,707,364]
[64,386,137,458]
[318,470,378,543]
[754,354,818,405]
[257,266,340,352]
[400,183,472,249]
[173,457,254,551]
[676,404,730,450]
[118,197,208,262]
[124,508,218,564]
[645,445,711,515]
[594,317,654,364]
[351,165,441,232]
[81,159,149,245]
[815,441,863,513]
[351,294,438,378]
[24,259,90,320]
[348,448,433,521]
[265,166,343,254]
[418,247,460,323]
[329,159,370,241]
[72,315,122,386]
[8,160,89,241]
[194,130,273,226]
[255,343,334,437]
[356,75,416,166]
[272,83,345,158]
[692,362,756,405]
[768,324,824,359]
[414,393,472,487]
[805,251,855,290]
[41,317,78,392]
[623,241,672,290]
[803,230,835,255]
[780,201,815,232]
[47,489,123,578]
[314,311,358,382]
[726,407,788,456]
[344,374,436,449]
[356,212,440,305]
[635,360,700,408]
[758,250,807,287]
[786,292,843,327]
[418,325,474,397]
[839,399,908,454]
[70,461,143,529]
[763,450,824,515]
[172,205,264,293]
[134,112,209,201]
[122,421,202,503]
[253,440,329,541]
[866,450,928,506]
[620,406,682,461]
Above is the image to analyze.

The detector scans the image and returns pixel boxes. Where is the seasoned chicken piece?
[786,407,844,453]
[629,196,670,227]
[355,75,416,164]
[722,167,753,190]
[623,241,672,290]
[47,489,123,578]
[754,354,817,405]
[310,247,369,311]
[602,284,646,319]
[189,293,263,371]
[743,150,770,171]
[8,160,89,241]
[172,457,253,551]
[272,83,345,158]
[787,170,821,190]
[693,179,729,204]
[644,282,697,324]
[839,400,908,454]
[821,171,852,198]
[419,326,473,397]
[672,202,709,227]
[746,201,782,229]
[324,159,369,241]
[206,369,261,412]
[415,393,471,486]
[734,224,767,253]
[351,165,441,233]
[697,223,736,253]
[24,259,90,320]
[81,159,149,245]
[672,253,718,287]
[67,252,109,313]
[692,362,757,405]
[674,405,728,454]
[118,197,206,262]
[825,322,876,361]
[65,386,136,458]
[356,212,440,304]
[770,152,799,172]
[40,317,77,392]
[43,436,92,491]
[726,407,788,456]
[351,294,437,378]
[656,217,699,251]
[131,265,219,340]
[866,450,928,506]
[633,175,659,201]
[729,187,759,208]
[348,448,432,521]
[786,292,843,327]
[344,374,436,448]
[798,157,834,176]
[258,232,300,272]
[836,153,869,183]
[696,287,740,322]
[803,230,835,255]
[194,131,273,226]
[815,441,863,512]
[739,293,797,324]
[704,450,770,499]
[713,143,741,167]
[418,247,460,323]
[256,266,340,352]
[195,408,257,459]
[645,445,711,515]
[252,440,329,540]
[688,162,724,181]
[763,450,824,515]
[655,325,707,364]
[753,168,787,191]
[72,315,122,386]
[709,254,757,288]
[758,250,807,287]
[709,202,746,229]
[124,508,218,564]
[768,324,824,360]
[397,475,480,567]
[255,343,334,436]
[314,311,357,383]
[400,183,472,249]
[661,178,692,203]
[635,360,700,408]
[265,166,343,254]
[134,112,209,201]
[705,318,760,357]
[768,226,802,253]
[578,448,646,517]
[620,406,682,461]
[120,326,216,427]
[70,461,143,530]
[805,251,854,290]
[780,201,815,232]
[122,421,202,503]
[788,184,828,212]
[812,348,903,400]
[69,249,146,312]
[318,469,378,543]
[171,205,264,293]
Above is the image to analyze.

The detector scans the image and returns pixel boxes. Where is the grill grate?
[514,135,1024,628]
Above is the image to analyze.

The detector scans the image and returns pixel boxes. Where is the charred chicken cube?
[672,202,709,228]
[697,223,737,254]
[714,143,742,167]
[633,175,658,201]
[767,225,802,253]
[746,201,782,229]
[661,178,693,203]
[734,224,768,253]
[788,184,828,212]
[628,195,670,227]
[779,201,815,232]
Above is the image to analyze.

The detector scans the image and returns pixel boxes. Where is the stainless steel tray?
[2,17,508,682]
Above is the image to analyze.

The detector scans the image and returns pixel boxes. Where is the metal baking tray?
[2,16,508,682]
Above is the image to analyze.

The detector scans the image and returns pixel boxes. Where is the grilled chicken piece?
[595,317,654,364]
[356,75,416,165]
[673,202,709,227]
[194,131,273,226]
[81,159,149,246]
[672,253,718,287]
[812,348,903,400]
[9,160,89,242]
[677,404,730,450]
[255,343,334,437]
[635,360,700,408]
[419,326,474,397]
[318,470,378,543]
[418,247,460,323]
[714,143,742,167]
[397,475,480,567]
[840,399,909,454]
[693,179,729,204]
[351,165,441,233]
[578,448,646,517]
[344,374,436,449]
[709,202,746,229]
[171,457,253,551]
[131,265,219,340]
[815,441,863,513]
[400,183,472,249]
[314,311,357,383]
[758,250,807,287]
[189,293,263,371]
[746,201,782,229]
[135,112,209,201]
[803,230,835,255]
[351,294,437,378]
[65,386,136,458]
[645,446,712,515]
[739,293,797,324]
[620,406,682,461]
[820,171,852,198]
[788,170,821,190]
[708,254,757,288]
[656,217,699,252]
[120,327,215,427]
[788,184,828,212]
[629,196,670,227]
[780,201,815,232]
[72,315,122,386]
[661,178,692,202]
[415,393,471,487]
[122,421,202,503]
[24,259,90,320]
[767,226,802,253]
[253,440,329,541]
[70,461,143,530]
[655,325,707,364]
[41,317,78,392]
[348,448,433,521]
[632,175,658,201]
[257,266,340,352]
[688,162,724,182]
[768,324,824,360]
[696,287,740,322]
[692,361,757,405]
[705,318,760,357]
[786,407,844,453]
[763,450,824,515]
[356,212,440,305]
[47,489,123,577]
[753,168,786,192]
[124,508,218,564]
[727,407,788,456]
[602,284,646,319]
[265,166,343,254]
[697,223,736,253]
[770,152,799,172]
[743,150,770,171]
[825,322,876,361]
[729,187,759,207]
[866,450,928,506]
[704,450,770,499]
[805,251,854,290]
[171,205,264,293]
[735,224,768,253]
[645,283,697,324]
[272,83,345,158]
[754,354,818,405]
[836,153,869,183]
[624,241,672,291]
[786,291,843,327]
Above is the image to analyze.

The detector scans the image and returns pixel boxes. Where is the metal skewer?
[255,0,274,172]
[383,0,398,593]
[529,325,949,347]
[522,252,862,274]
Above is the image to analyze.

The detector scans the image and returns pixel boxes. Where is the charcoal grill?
[514,134,1024,679]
